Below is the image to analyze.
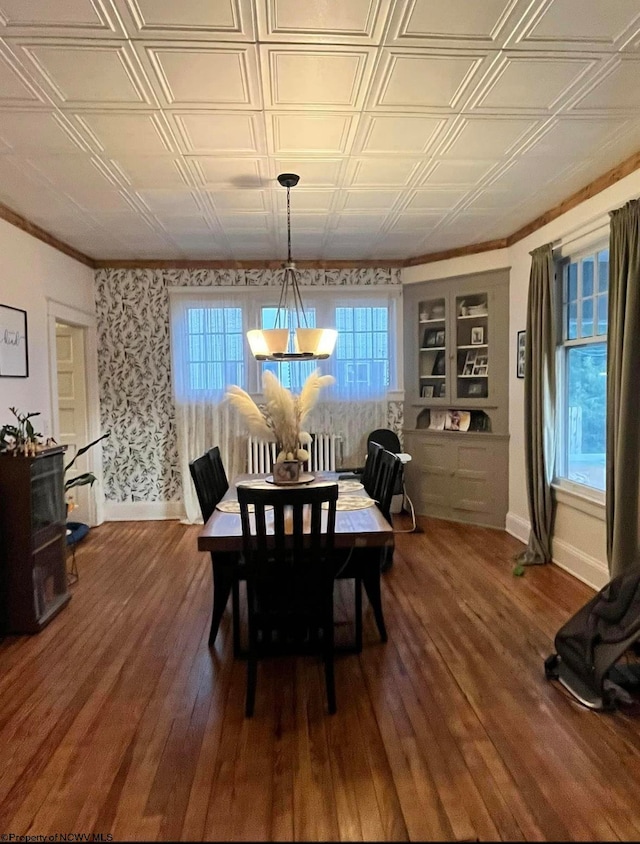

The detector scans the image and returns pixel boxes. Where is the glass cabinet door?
[418,296,447,400]
[455,292,489,400]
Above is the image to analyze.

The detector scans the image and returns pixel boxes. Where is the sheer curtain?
[170,285,399,520]
[170,290,246,523]
[306,289,396,466]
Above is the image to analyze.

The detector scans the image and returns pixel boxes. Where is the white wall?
[403,168,640,591]
[0,219,95,437]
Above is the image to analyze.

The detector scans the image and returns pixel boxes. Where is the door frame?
[47,298,104,526]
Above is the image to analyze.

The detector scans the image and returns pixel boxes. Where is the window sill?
[551,481,605,521]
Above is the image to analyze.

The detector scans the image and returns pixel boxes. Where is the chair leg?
[208,560,234,646]
[354,575,363,652]
[361,557,388,642]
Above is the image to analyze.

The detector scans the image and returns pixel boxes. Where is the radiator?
[247,433,340,473]
[247,437,279,474]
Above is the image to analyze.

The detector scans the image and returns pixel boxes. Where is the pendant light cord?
[274,182,308,331]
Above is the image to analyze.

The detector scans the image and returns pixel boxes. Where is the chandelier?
[246,173,338,362]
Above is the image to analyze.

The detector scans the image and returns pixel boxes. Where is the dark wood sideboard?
[0,445,71,634]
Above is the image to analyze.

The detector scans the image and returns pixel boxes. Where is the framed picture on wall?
[517,330,526,379]
[0,304,28,378]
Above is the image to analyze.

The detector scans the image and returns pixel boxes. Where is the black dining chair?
[207,446,229,501]
[338,448,401,648]
[189,450,242,653]
[361,439,384,497]
[237,482,339,717]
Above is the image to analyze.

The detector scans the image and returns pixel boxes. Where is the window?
[556,246,608,492]
[186,306,244,392]
[335,306,389,392]
[170,286,399,402]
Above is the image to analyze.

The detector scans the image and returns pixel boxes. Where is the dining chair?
[237,482,339,717]
[207,445,229,501]
[339,448,401,648]
[361,439,384,497]
[189,451,242,653]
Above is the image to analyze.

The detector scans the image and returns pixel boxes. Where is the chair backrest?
[361,440,384,497]
[189,453,221,522]
[371,449,402,524]
[207,446,229,500]
[368,428,401,454]
[237,483,339,616]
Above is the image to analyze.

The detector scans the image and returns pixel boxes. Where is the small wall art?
[0,304,28,378]
[517,330,526,379]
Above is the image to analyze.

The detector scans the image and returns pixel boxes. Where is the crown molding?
[0,202,94,268]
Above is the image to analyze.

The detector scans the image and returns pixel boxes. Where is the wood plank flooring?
[1,517,638,841]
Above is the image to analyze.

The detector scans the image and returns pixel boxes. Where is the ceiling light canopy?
[247,173,338,362]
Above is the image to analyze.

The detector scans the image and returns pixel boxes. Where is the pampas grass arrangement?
[226,369,335,462]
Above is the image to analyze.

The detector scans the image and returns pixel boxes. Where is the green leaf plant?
[64,431,111,494]
[0,407,42,455]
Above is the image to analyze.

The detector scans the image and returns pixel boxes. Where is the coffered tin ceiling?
[0,0,639,263]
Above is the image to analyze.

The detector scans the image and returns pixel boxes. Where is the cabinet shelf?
[420,346,446,351]
[458,343,488,350]
[419,318,445,324]
[458,312,488,319]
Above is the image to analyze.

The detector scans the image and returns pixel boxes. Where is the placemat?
[337,480,364,493]
[216,500,272,514]
[323,495,376,511]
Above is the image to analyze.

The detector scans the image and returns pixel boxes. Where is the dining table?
[197,471,394,656]
[197,471,394,555]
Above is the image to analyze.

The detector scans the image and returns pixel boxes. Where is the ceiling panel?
[0,0,637,263]
[257,0,392,45]
[113,0,255,41]
[13,40,153,106]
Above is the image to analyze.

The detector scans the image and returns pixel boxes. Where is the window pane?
[334,305,390,393]
[581,298,594,338]
[567,301,577,340]
[185,306,244,392]
[567,263,578,302]
[566,343,606,492]
[582,257,594,297]
[597,293,608,336]
[598,249,609,292]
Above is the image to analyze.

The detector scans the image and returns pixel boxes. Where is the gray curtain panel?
[606,199,640,578]
[516,243,557,565]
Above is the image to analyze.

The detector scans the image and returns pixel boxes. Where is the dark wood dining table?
[197,472,394,655]
[197,471,394,554]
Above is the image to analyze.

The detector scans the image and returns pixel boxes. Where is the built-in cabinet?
[403,268,510,528]
[0,446,70,633]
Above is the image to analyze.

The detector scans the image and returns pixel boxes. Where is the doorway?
[56,321,91,524]
[47,299,102,527]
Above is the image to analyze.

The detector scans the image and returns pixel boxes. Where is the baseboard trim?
[506,511,529,545]
[104,501,183,521]
[551,537,609,591]
[506,511,608,591]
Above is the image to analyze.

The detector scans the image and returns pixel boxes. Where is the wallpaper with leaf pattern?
[95,267,403,503]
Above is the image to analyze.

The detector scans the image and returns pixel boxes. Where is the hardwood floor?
[1,517,639,841]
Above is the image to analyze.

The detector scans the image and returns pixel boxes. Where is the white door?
[56,322,91,524]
